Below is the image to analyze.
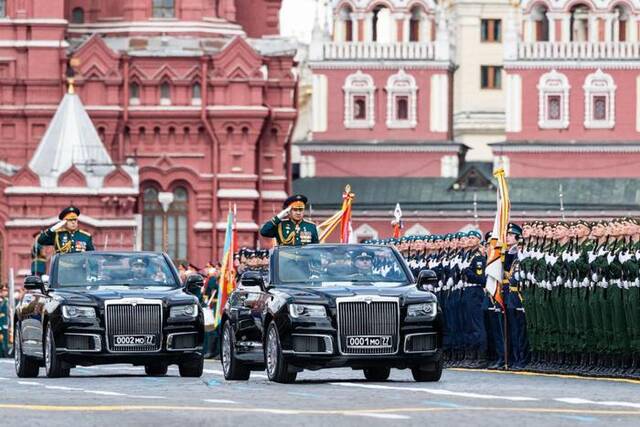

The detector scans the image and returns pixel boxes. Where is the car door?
[18,288,47,357]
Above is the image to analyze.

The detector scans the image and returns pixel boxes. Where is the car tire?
[14,326,39,378]
[44,326,70,378]
[265,322,297,384]
[179,356,204,377]
[363,367,391,381]
[411,359,443,382]
[145,364,168,376]
[221,320,250,381]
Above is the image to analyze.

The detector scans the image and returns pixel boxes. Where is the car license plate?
[346,335,392,348]
[114,335,155,346]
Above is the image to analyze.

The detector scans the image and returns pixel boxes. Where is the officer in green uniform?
[31,231,48,276]
[260,195,319,246]
[38,206,94,254]
[0,286,8,357]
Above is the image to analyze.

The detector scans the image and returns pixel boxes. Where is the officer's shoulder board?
[78,229,92,237]
[302,219,316,226]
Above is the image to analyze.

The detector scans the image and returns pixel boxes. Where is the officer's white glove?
[527,272,533,281]
[276,206,291,220]
[581,278,589,288]
[592,273,598,282]
[50,219,67,232]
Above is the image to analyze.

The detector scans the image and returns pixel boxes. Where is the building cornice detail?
[5,216,136,228]
[491,142,640,153]
[297,142,462,153]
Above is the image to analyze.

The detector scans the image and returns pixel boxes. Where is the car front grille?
[105,300,162,353]
[336,297,399,355]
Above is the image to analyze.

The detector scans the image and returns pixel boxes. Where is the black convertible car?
[14,251,205,378]
[220,244,443,383]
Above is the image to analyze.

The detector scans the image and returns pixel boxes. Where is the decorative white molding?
[354,223,379,240]
[343,70,376,129]
[193,221,213,231]
[490,143,640,153]
[493,155,510,176]
[5,216,137,228]
[516,42,640,61]
[385,69,417,129]
[430,74,448,132]
[215,221,258,231]
[440,155,459,178]
[319,41,437,61]
[216,189,260,199]
[5,186,137,195]
[405,223,430,236]
[583,69,616,129]
[298,143,460,153]
[261,190,288,200]
[505,74,522,132]
[312,74,328,132]
[537,69,570,129]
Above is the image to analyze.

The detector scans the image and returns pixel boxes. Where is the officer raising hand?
[260,194,319,246]
[38,206,95,254]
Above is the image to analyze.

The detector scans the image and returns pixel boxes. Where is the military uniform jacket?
[464,249,486,286]
[260,217,319,246]
[38,228,95,254]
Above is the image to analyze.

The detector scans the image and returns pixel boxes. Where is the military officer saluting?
[38,206,95,254]
[260,195,319,246]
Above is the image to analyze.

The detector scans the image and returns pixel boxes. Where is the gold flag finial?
[67,77,75,94]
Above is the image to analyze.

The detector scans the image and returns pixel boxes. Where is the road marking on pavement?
[0,377,8,381]
[1,403,640,417]
[84,390,127,396]
[17,381,41,386]
[45,386,84,391]
[203,399,238,404]
[203,368,268,379]
[133,396,167,400]
[347,412,411,420]
[449,368,640,385]
[555,398,640,409]
[330,383,539,402]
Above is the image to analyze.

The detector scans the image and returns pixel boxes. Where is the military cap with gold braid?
[59,205,80,220]
[283,194,308,209]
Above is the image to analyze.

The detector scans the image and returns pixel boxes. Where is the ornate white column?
[588,14,598,42]
[561,14,571,42]
[363,12,373,42]
[527,16,535,42]
[547,13,559,42]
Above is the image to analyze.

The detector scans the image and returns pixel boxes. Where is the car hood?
[270,283,435,305]
[50,286,196,306]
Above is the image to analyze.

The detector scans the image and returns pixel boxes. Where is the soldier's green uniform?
[37,206,95,254]
[260,194,319,246]
[0,296,8,357]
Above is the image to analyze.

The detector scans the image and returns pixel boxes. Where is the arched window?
[343,70,375,128]
[336,6,354,42]
[160,82,171,105]
[354,224,379,243]
[611,5,630,42]
[129,82,140,105]
[191,82,202,105]
[71,7,85,24]
[372,5,392,42]
[405,224,430,237]
[537,69,570,129]
[531,4,549,41]
[409,5,426,42]
[153,0,175,18]
[142,185,189,263]
[583,69,616,129]
[386,69,417,128]
[570,4,590,42]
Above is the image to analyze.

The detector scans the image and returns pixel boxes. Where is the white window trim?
[583,69,616,129]
[354,223,379,241]
[343,70,375,129]
[405,223,430,237]
[537,69,570,129]
[386,69,418,129]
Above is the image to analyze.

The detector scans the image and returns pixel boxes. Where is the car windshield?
[276,245,409,285]
[54,253,178,288]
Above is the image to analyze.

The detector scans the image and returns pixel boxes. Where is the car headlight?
[407,302,437,319]
[170,303,199,318]
[62,305,96,320]
[289,304,326,318]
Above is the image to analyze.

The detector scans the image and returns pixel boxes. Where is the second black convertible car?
[221,244,443,383]
[14,252,205,378]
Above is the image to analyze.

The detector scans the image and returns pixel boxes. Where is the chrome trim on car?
[166,332,201,352]
[403,332,438,354]
[58,333,102,353]
[283,334,334,355]
[104,298,163,353]
[336,296,400,356]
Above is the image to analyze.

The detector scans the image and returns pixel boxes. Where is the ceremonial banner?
[213,207,236,328]
[392,203,403,238]
[485,168,511,306]
[318,185,355,243]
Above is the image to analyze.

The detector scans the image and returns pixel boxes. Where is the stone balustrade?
[321,42,437,61]
[517,42,640,60]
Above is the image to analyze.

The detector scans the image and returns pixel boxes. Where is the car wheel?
[178,356,204,378]
[14,326,39,378]
[265,322,297,384]
[44,326,70,378]
[221,320,250,381]
[363,367,390,381]
[144,364,168,376]
[411,359,443,382]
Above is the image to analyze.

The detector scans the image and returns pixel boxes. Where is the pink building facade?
[0,0,296,280]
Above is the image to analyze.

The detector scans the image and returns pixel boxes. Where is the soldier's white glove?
[276,206,291,220]
[50,219,67,232]
[527,272,533,281]
[581,278,589,288]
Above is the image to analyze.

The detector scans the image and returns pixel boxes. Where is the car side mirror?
[241,270,264,289]
[24,275,45,292]
[417,269,438,291]
[184,274,204,295]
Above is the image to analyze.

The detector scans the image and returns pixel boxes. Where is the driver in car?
[130,257,149,281]
[351,251,385,280]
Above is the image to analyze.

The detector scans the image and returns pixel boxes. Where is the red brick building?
[0,0,297,279]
